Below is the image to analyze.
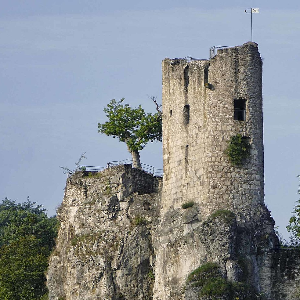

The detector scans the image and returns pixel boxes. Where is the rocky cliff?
[47,165,161,300]
[47,165,300,299]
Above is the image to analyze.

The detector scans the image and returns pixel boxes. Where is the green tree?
[98,98,162,169]
[287,176,300,246]
[0,198,59,299]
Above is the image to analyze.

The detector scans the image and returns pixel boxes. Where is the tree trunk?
[131,150,142,169]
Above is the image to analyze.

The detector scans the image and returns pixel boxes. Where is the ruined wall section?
[270,248,300,299]
[162,42,264,224]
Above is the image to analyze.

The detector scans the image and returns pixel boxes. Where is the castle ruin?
[47,43,300,300]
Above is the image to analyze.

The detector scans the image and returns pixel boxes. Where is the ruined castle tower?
[161,42,264,221]
[47,43,300,300]
[153,42,278,299]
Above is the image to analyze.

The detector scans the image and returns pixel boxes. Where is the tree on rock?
[98,98,162,169]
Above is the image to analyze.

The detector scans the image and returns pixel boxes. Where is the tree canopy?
[98,98,162,168]
[0,198,59,299]
[287,177,300,246]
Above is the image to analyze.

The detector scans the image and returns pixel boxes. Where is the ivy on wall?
[225,134,251,166]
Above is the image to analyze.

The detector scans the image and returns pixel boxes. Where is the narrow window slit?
[184,66,189,92]
[183,105,190,125]
[204,67,209,86]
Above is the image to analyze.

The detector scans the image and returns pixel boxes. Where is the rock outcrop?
[47,165,161,300]
[47,165,300,300]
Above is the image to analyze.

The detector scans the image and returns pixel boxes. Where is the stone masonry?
[161,42,264,222]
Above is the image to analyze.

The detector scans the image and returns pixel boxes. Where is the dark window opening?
[183,105,190,125]
[204,67,209,86]
[234,99,246,121]
[170,110,173,117]
[184,66,189,91]
[185,145,189,161]
[185,145,189,175]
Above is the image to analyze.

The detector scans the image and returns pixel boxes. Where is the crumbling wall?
[269,248,300,299]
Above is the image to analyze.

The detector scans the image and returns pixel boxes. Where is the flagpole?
[245,8,259,42]
[251,9,253,41]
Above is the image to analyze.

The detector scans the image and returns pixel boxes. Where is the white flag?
[252,8,259,13]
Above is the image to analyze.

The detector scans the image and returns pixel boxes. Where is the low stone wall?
[270,248,300,299]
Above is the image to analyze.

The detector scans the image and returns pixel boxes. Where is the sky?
[0,0,299,240]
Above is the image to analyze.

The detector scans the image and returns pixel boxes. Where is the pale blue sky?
[0,0,299,239]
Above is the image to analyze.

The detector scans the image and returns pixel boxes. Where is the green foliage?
[187,262,221,286]
[209,209,236,224]
[147,269,155,280]
[98,98,162,153]
[287,176,300,246]
[181,201,195,209]
[225,134,251,166]
[187,262,261,299]
[133,216,148,226]
[0,198,59,299]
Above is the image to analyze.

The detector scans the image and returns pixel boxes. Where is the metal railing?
[81,159,163,177]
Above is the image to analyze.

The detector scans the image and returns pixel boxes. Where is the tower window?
[183,105,190,125]
[204,67,209,86]
[234,99,246,121]
[184,66,189,91]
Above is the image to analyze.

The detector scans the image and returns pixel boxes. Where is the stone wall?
[270,248,300,299]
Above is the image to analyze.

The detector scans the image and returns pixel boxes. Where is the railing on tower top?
[81,159,163,177]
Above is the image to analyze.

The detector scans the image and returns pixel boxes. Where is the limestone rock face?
[47,165,300,300]
[47,165,161,300]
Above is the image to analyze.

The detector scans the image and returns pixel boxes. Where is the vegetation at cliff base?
[186,262,261,299]
[98,98,162,169]
[0,198,59,299]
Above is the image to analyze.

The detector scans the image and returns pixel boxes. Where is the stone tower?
[153,42,277,299]
[161,42,263,221]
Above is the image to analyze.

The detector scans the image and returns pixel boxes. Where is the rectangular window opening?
[204,67,209,86]
[234,99,246,121]
[183,105,190,125]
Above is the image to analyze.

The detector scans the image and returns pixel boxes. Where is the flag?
[252,8,259,13]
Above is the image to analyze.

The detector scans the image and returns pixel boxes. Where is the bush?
[225,134,250,166]
[209,209,236,224]
[186,262,261,299]
[182,201,195,209]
